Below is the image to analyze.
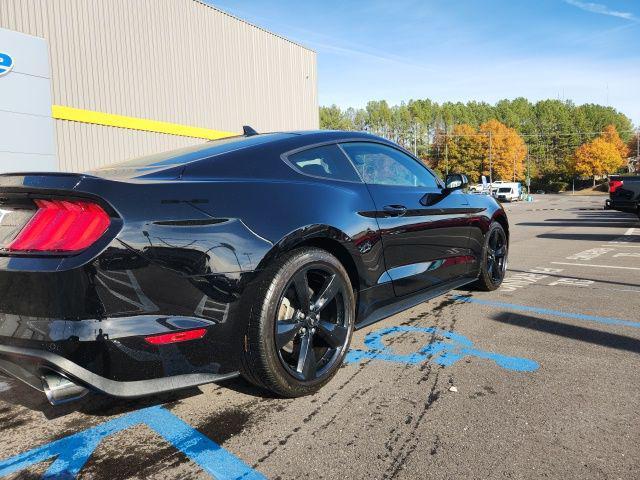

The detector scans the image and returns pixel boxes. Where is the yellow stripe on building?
[51,105,237,141]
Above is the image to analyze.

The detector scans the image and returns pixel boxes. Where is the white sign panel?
[0,28,56,173]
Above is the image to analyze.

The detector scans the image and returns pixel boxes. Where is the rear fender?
[256,224,371,289]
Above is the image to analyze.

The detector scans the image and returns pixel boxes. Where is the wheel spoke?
[316,320,348,349]
[296,333,317,380]
[276,320,303,349]
[495,245,507,258]
[487,258,495,277]
[292,269,311,314]
[312,274,340,312]
[489,231,497,249]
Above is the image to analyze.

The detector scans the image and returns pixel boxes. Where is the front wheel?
[240,248,355,397]
[473,222,508,291]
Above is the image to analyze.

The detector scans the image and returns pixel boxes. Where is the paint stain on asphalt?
[196,407,253,445]
[469,385,498,399]
[64,405,256,479]
[4,466,49,479]
[79,429,192,480]
[0,405,30,430]
[430,434,441,455]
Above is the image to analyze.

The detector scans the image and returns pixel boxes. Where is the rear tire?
[240,247,355,397]
[473,222,508,291]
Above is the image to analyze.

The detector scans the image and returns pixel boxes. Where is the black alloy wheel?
[275,264,350,382]
[486,226,507,284]
[474,222,508,291]
[240,247,355,397]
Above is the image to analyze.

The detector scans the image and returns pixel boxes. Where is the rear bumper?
[0,310,247,397]
[0,255,258,398]
[0,343,238,397]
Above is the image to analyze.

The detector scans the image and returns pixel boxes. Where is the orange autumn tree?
[436,124,485,182]
[572,125,626,186]
[434,120,526,182]
[601,124,630,158]
[478,120,527,182]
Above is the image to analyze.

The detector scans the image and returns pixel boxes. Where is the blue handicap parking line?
[453,295,640,329]
[0,405,265,480]
[345,325,539,372]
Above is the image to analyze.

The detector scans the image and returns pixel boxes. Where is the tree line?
[319,98,638,190]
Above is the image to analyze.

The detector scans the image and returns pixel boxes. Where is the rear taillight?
[8,199,110,252]
[609,179,623,193]
[144,328,207,345]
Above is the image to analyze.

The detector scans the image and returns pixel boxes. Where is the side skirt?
[355,276,475,330]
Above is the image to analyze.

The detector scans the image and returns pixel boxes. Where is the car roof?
[88,130,396,180]
[279,129,387,143]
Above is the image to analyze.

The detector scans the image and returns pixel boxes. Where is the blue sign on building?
[0,52,13,76]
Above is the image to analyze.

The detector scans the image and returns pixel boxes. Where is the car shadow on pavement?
[536,232,638,242]
[491,312,640,354]
[518,221,639,228]
[554,218,638,224]
[215,376,280,399]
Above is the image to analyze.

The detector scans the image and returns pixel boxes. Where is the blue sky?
[209,1,640,125]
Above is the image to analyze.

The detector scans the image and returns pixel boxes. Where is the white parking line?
[566,248,613,261]
[551,262,640,271]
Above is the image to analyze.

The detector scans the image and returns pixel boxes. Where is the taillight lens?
[144,328,207,345]
[609,180,623,193]
[8,199,111,252]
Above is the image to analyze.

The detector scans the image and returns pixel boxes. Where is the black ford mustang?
[0,130,508,404]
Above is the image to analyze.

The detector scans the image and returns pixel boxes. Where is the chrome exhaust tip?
[41,371,88,405]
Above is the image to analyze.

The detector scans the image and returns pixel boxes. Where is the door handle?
[383,205,407,217]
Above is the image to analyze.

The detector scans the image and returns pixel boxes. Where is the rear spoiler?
[0,173,121,221]
[0,172,96,192]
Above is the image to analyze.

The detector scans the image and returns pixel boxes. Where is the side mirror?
[444,173,469,191]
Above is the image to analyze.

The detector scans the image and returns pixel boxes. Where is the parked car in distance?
[492,182,523,202]
[0,130,509,404]
[470,183,491,195]
[606,175,640,216]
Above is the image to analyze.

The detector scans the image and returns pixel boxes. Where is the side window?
[340,142,438,188]
[287,144,361,182]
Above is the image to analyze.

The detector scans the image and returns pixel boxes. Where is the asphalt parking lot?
[1,194,639,480]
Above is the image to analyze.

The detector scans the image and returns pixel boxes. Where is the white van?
[492,182,522,202]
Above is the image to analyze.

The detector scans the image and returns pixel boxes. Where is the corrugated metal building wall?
[0,0,318,172]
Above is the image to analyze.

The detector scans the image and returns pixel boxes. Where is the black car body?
[606,175,640,215]
[0,130,508,403]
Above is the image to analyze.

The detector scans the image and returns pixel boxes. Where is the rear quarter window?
[286,144,361,183]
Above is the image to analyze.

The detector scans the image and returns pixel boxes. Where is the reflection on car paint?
[96,269,159,313]
[195,295,230,322]
[345,325,539,372]
[380,255,476,284]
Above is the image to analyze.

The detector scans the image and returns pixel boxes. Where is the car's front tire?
[240,247,355,397]
[473,222,508,291]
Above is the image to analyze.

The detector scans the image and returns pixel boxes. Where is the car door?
[340,141,474,297]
